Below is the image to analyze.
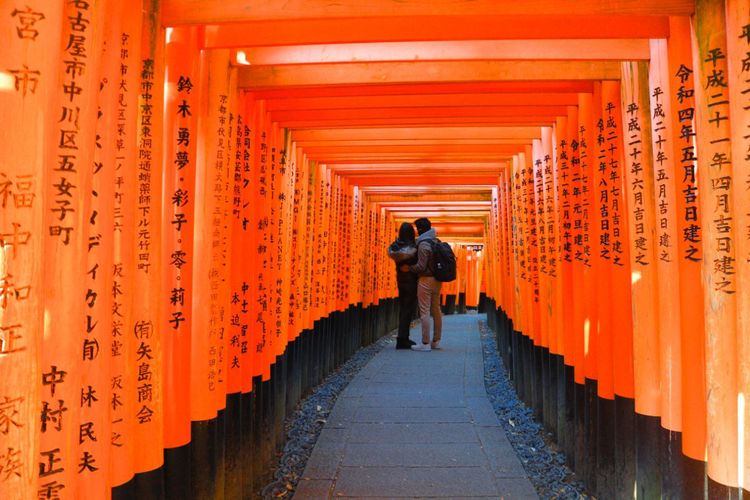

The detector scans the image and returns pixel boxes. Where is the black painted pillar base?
[614,396,636,500]
[707,478,743,499]
[457,292,467,314]
[635,413,661,499]
[560,364,576,467]
[596,396,615,498]
[478,292,487,313]
[548,353,561,440]
[532,344,543,421]
[583,378,598,490]
[541,347,551,429]
[164,443,191,499]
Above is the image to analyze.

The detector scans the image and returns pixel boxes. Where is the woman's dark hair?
[398,222,416,243]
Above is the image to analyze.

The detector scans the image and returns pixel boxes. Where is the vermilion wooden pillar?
[130,1,166,481]
[577,89,599,488]
[666,15,707,474]
[693,0,739,491]
[83,3,118,496]
[725,1,750,491]
[162,25,200,454]
[621,60,662,498]
[0,2,62,498]
[108,1,144,490]
[40,0,103,496]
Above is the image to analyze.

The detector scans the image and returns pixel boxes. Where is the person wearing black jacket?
[387,222,419,349]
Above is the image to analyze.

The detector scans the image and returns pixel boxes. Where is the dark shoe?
[396,338,416,349]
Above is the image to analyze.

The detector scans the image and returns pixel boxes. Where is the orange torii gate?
[1,0,750,499]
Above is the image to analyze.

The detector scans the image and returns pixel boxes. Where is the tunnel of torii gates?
[1,0,750,498]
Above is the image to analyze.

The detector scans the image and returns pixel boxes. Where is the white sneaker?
[411,343,431,352]
[431,341,441,350]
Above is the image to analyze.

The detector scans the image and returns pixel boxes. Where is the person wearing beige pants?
[417,275,442,346]
[400,217,443,352]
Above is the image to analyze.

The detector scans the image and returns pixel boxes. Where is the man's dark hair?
[414,217,431,235]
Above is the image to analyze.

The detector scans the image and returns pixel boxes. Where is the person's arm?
[407,241,431,274]
[389,243,416,263]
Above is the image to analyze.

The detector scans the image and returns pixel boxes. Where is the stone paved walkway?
[294,314,539,499]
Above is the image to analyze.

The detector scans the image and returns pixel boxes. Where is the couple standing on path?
[387,217,443,352]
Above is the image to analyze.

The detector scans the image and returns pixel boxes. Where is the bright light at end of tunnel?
[631,271,642,285]
[0,72,15,92]
[165,27,173,44]
[583,319,590,356]
[236,51,251,66]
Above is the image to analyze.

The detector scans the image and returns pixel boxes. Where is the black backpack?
[421,239,456,282]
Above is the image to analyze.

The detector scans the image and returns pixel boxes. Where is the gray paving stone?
[327,403,359,426]
[481,438,527,475]
[301,446,344,479]
[333,466,499,497]
[348,422,479,443]
[475,424,514,448]
[342,442,488,467]
[317,427,349,443]
[491,477,540,499]
[352,406,471,423]
[296,315,536,499]
[468,405,502,426]
[356,392,465,408]
[293,478,334,498]
[346,381,466,395]
[336,497,500,499]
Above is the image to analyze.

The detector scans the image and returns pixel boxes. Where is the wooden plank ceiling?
[160,0,695,240]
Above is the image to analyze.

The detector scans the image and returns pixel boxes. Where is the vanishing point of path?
[294,314,539,499]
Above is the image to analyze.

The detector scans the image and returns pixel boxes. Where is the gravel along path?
[478,319,591,500]
[265,317,590,499]
[261,333,394,498]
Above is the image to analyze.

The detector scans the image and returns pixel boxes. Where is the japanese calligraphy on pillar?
[558,133,572,263]
[693,0,739,486]
[132,54,160,445]
[727,15,750,269]
[136,59,155,274]
[569,117,584,266]
[50,2,94,245]
[544,146,557,278]
[526,153,539,306]
[603,99,625,267]
[578,125,592,269]
[240,114,252,381]
[40,0,101,495]
[161,24,200,447]
[168,74,194,333]
[649,83,678,264]
[302,161,315,317]
[274,142,287,344]
[229,112,250,376]
[0,3,58,497]
[131,0,165,471]
[700,43,735,294]
[535,154,547,277]
[725,6,750,489]
[211,93,229,391]
[78,6,123,492]
[625,100,652,267]
[596,112,612,264]
[108,13,139,483]
[673,62,701,263]
[254,120,269,358]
